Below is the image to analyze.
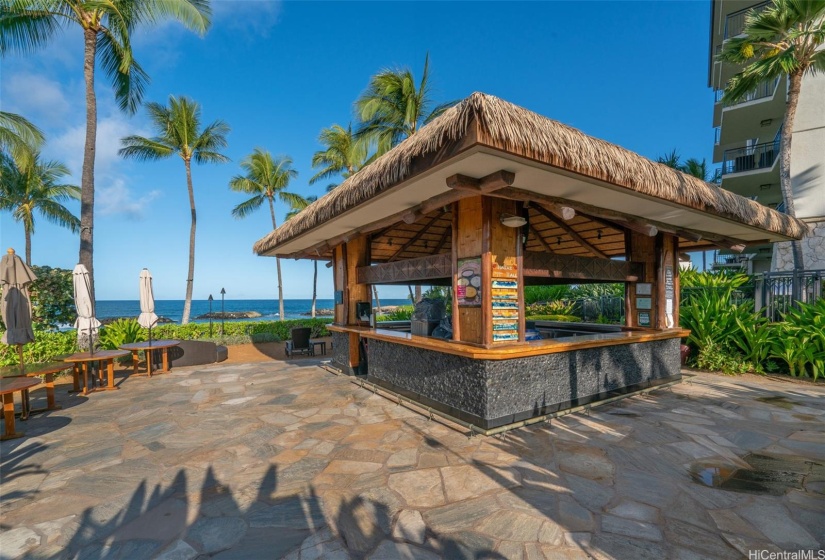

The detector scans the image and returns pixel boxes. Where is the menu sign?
[491,258,520,343]
[456,257,481,306]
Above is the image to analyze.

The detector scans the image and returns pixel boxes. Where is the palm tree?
[1,0,211,302]
[119,96,229,324]
[719,0,825,270]
[229,149,305,322]
[356,54,455,303]
[657,151,721,183]
[309,123,368,188]
[286,195,318,318]
[0,152,80,265]
[355,53,455,157]
[0,112,44,169]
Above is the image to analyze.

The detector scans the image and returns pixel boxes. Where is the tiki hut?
[254,92,804,433]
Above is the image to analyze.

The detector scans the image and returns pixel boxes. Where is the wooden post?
[489,198,521,344]
[673,238,681,328]
[346,236,370,325]
[656,233,677,330]
[626,231,657,328]
[451,202,461,342]
[333,245,346,325]
[454,196,484,344]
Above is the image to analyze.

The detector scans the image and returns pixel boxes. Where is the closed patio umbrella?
[137,268,158,344]
[0,248,37,374]
[73,264,100,355]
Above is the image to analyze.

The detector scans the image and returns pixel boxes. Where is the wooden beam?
[529,224,554,253]
[290,189,473,259]
[388,212,443,262]
[532,204,608,259]
[434,224,451,254]
[493,187,752,252]
[446,170,516,193]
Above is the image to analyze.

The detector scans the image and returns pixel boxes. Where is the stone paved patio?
[0,359,823,559]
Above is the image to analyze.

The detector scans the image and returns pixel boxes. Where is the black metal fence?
[754,269,825,321]
[569,296,625,323]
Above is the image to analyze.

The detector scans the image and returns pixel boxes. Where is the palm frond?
[140,0,211,35]
[37,198,80,231]
[231,194,265,219]
[97,26,148,114]
[0,1,67,54]
[119,135,175,160]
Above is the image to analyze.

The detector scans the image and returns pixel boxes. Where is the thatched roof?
[254,92,805,256]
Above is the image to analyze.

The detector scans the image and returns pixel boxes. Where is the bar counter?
[327,324,687,430]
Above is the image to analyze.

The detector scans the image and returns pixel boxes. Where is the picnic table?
[0,362,70,418]
[1,377,39,440]
[62,350,130,395]
[119,339,180,377]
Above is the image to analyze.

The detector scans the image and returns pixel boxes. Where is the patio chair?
[285,327,313,358]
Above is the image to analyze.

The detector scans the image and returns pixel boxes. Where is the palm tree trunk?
[25,227,31,266]
[311,261,317,318]
[408,285,414,302]
[268,197,284,321]
[780,71,804,271]
[373,285,381,314]
[181,159,196,324]
[415,285,422,303]
[80,27,98,307]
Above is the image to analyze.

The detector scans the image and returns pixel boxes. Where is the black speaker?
[356,301,371,322]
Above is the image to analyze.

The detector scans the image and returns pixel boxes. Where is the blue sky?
[1,0,715,301]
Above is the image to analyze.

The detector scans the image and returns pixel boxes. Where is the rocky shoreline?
[195,311,262,320]
[300,306,400,317]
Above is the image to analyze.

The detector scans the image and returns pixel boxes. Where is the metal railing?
[714,127,721,145]
[724,78,780,107]
[755,269,825,321]
[722,139,779,175]
[724,1,771,38]
[711,253,756,270]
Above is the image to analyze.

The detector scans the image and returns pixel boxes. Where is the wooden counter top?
[328,324,689,360]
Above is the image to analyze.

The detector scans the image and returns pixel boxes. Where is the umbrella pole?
[17,344,24,376]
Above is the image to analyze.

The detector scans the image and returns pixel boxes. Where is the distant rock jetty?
[195,311,262,320]
[300,306,399,317]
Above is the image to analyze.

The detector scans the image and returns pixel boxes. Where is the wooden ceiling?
[361,205,708,264]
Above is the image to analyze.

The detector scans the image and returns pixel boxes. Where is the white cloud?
[97,178,162,219]
[212,0,282,37]
[1,72,75,128]
[50,112,145,177]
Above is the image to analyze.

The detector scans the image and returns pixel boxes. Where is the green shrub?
[527,300,575,316]
[151,318,332,342]
[769,299,825,379]
[0,327,78,366]
[524,314,579,322]
[693,340,754,375]
[99,319,146,350]
[377,306,414,321]
[524,285,573,305]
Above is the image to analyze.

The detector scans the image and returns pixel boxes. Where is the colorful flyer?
[456,257,482,306]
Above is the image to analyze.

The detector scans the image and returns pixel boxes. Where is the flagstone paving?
[1,361,823,559]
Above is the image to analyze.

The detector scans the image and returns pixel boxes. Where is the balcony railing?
[725,78,780,107]
[714,127,721,145]
[724,1,770,38]
[722,139,779,175]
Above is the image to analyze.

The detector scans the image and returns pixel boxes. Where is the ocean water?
[96,299,411,324]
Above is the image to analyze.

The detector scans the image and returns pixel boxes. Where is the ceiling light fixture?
[500,213,527,228]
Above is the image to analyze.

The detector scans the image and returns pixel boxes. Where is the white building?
[709,0,825,271]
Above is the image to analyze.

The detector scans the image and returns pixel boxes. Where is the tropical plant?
[0,152,80,264]
[527,300,576,317]
[0,111,44,168]
[229,149,304,322]
[355,53,456,157]
[120,96,229,324]
[286,194,318,318]
[30,265,76,329]
[770,299,825,379]
[657,150,721,183]
[524,285,573,304]
[310,123,368,188]
[719,0,825,271]
[0,0,212,301]
[99,318,145,350]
